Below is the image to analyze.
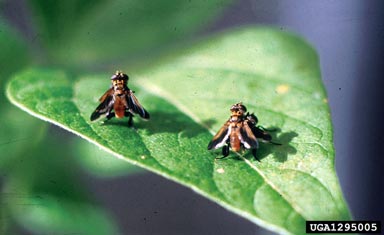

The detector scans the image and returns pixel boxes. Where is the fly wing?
[98,88,114,102]
[207,121,231,150]
[240,121,259,149]
[250,125,272,142]
[126,90,150,119]
[90,88,114,121]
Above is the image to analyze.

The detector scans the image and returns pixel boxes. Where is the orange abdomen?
[114,97,126,118]
[230,127,241,152]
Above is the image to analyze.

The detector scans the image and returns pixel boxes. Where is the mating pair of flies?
[91,71,280,160]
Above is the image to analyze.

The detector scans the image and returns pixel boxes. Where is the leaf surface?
[6,27,350,234]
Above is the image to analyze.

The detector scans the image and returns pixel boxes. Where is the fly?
[90,71,150,127]
[207,102,280,161]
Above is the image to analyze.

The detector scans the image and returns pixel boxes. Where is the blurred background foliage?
[0,0,231,234]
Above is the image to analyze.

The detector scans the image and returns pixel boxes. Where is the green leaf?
[28,0,230,66]
[6,27,351,234]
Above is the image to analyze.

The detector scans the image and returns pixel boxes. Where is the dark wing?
[250,125,272,142]
[240,121,259,149]
[90,88,114,121]
[98,88,114,102]
[207,121,231,150]
[126,90,150,119]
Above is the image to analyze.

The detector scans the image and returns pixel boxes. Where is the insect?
[207,102,280,161]
[90,71,150,127]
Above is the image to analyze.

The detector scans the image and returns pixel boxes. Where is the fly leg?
[106,112,115,120]
[128,115,133,127]
[252,148,260,162]
[215,144,230,160]
[125,111,133,127]
[100,112,115,125]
